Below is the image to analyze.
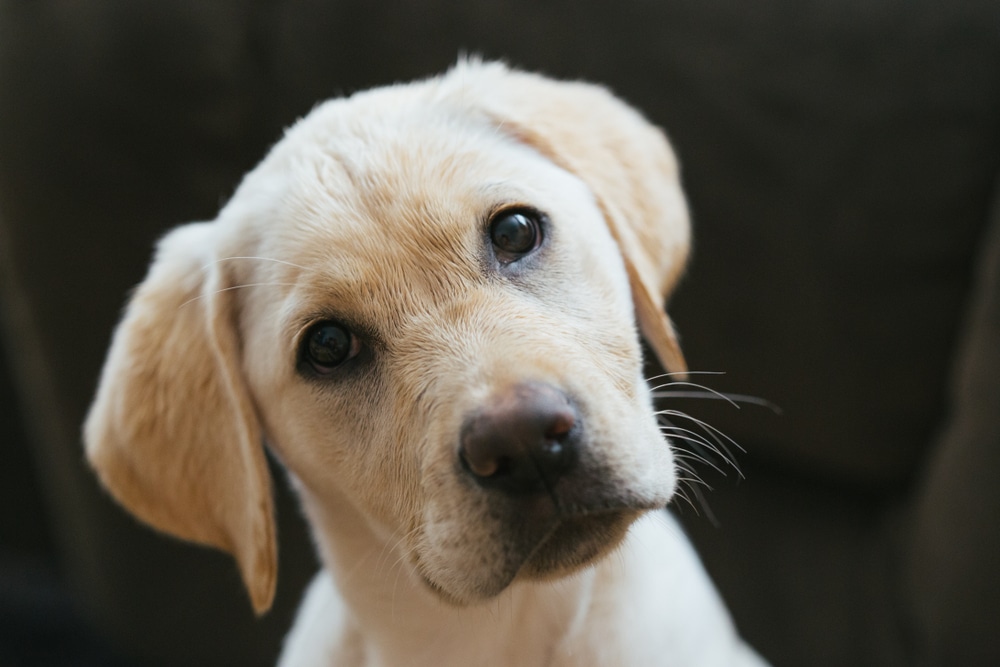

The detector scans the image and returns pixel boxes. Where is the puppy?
[84,61,767,666]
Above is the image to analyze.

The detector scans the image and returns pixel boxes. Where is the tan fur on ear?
[84,223,277,614]
[448,62,690,377]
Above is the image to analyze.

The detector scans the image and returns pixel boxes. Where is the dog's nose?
[459,382,579,495]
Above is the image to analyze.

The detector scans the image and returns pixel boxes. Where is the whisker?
[645,370,726,384]
[659,416,745,480]
[671,464,717,519]
[647,370,781,414]
[177,282,297,310]
[659,421,741,465]
[686,483,720,527]
[674,473,710,489]
[650,372,762,525]
[652,389,782,413]
[671,484,700,514]
[667,437,730,477]
[207,255,311,272]
[658,410,747,455]
[375,524,415,578]
[386,525,425,622]
[650,381,741,409]
[672,458,710,488]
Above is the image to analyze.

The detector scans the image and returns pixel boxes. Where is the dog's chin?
[417,508,643,607]
[518,508,640,580]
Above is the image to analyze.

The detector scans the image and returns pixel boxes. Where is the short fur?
[85,61,767,666]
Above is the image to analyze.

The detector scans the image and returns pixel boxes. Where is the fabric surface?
[902,182,1000,666]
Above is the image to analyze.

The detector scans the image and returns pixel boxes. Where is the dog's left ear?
[451,62,690,377]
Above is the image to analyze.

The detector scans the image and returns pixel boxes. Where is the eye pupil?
[490,211,540,258]
[305,322,354,372]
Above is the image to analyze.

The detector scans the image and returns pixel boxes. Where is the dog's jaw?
[413,508,641,606]
[516,509,642,579]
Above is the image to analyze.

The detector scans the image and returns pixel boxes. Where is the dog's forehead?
[249,101,571,326]
[289,122,502,259]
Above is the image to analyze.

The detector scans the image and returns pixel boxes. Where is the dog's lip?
[414,500,652,605]
[549,473,673,517]
[503,480,671,577]
[553,493,665,517]
[415,508,638,603]
[415,569,473,607]
[507,505,643,587]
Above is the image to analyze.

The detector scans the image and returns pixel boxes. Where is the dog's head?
[84,62,690,613]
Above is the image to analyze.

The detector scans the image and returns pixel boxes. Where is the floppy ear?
[451,62,690,377]
[83,222,277,614]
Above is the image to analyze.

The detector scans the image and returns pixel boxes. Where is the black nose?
[459,382,580,495]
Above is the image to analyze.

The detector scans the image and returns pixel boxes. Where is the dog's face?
[83,62,691,612]
[237,109,676,603]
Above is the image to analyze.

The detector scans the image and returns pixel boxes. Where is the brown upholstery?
[2,2,998,665]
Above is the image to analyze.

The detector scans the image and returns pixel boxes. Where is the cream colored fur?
[84,61,767,666]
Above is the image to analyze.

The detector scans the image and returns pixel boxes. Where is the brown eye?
[489,210,542,261]
[301,321,361,374]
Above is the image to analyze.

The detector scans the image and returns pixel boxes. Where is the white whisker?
[207,255,311,272]
[653,389,782,413]
[670,445,729,477]
[658,410,746,455]
[645,370,726,384]
[647,369,780,414]
[659,421,742,471]
[650,381,742,409]
[177,282,297,310]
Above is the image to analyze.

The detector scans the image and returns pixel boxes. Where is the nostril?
[462,447,503,478]
[546,411,575,440]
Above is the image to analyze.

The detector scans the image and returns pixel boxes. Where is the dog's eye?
[489,210,542,261]
[301,321,361,374]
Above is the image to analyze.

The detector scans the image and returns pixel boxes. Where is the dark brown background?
[2,1,998,665]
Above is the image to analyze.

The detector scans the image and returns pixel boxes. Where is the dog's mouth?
[415,494,654,605]
[516,506,642,580]
[514,478,668,578]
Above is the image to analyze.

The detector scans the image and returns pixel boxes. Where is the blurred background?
[1,1,998,665]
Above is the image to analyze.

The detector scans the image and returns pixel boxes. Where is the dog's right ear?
[447,61,691,378]
[83,222,277,614]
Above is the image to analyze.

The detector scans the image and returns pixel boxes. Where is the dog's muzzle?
[439,380,664,596]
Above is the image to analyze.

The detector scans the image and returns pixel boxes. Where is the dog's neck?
[292,484,607,666]
[281,484,755,667]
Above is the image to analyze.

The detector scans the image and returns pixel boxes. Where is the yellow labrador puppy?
[85,61,767,666]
